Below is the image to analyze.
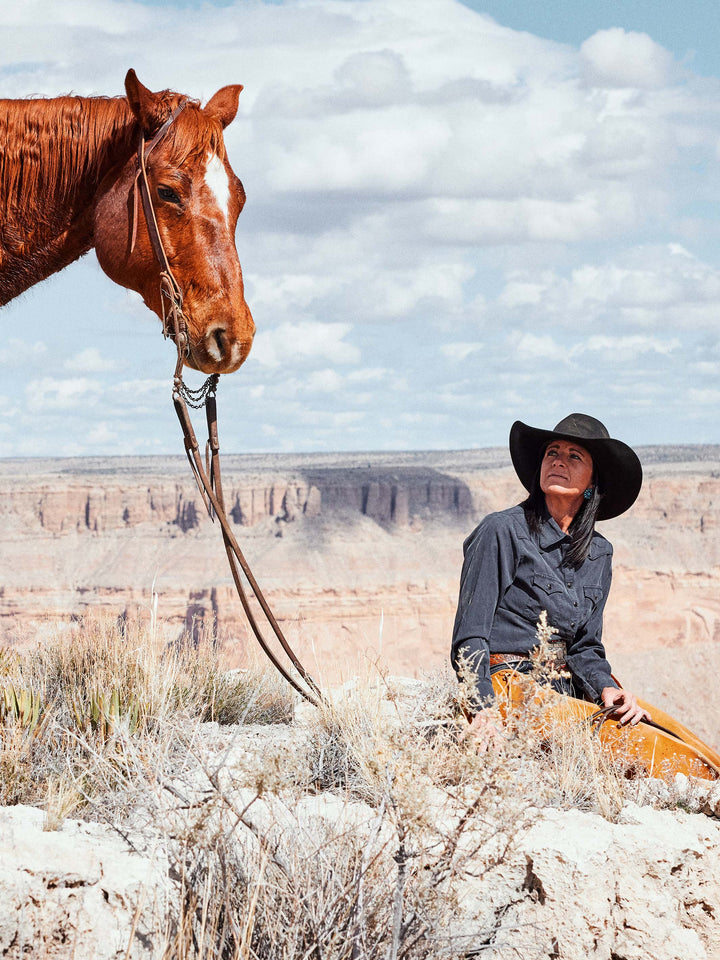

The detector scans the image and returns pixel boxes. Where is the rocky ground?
[1,446,719,743]
[3,676,720,960]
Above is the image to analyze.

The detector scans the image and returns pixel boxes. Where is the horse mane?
[1,96,132,216]
[164,99,227,167]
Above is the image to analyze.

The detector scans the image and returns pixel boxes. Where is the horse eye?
[157,185,180,204]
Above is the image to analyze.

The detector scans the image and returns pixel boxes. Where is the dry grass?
[1,615,711,959]
[153,657,676,959]
[0,614,292,809]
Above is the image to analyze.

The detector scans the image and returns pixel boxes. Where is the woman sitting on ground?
[451,412,650,746]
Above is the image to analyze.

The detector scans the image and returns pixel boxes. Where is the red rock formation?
[1,449,719,741]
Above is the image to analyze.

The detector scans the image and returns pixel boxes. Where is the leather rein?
[133,105,324,708]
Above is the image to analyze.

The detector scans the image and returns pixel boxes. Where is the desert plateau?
[1,444,719,744]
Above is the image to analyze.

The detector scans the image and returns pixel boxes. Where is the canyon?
[1,446,719,743]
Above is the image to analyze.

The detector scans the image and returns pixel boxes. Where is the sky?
[1,0,720,456]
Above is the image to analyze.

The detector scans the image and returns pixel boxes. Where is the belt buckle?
[546,639,568,668]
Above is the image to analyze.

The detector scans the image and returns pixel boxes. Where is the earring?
[584,487,594,500]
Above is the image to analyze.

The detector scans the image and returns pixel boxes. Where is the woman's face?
[539,439,594,503]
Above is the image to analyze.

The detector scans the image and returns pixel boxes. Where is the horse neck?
[0,96,137,304]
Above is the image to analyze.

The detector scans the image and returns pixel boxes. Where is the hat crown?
[552,413,610,442]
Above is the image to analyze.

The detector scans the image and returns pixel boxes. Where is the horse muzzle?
[185,311,256,374]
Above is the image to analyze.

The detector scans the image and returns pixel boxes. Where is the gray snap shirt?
[451,504,617,708]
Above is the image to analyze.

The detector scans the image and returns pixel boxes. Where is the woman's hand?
[460,711,505,753]
[600,686,651,726]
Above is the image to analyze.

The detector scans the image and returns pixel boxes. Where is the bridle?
[133,105,324,708]
[132,101,190,377]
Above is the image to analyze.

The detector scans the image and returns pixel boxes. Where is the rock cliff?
[1,446,719,742]
[3,691,720,960]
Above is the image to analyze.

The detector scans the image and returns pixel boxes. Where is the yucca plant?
[70,686,142,741]
[1,683,44,731]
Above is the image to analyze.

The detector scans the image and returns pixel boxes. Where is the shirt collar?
[538,510,571,550]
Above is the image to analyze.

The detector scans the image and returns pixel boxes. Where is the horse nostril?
[202,323,250,369]
[205,325,227,362]
[213,327,226,357]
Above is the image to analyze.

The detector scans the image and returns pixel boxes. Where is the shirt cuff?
[452,642,495,710]
[577,669,618,702]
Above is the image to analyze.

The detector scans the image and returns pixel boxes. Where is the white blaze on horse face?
[204,153,230,224]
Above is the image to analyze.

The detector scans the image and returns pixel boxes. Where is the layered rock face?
[1,447,719,741]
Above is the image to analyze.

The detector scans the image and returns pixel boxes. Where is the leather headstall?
[131,101,189,378]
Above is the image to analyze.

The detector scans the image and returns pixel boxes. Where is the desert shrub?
[0,615,292,812]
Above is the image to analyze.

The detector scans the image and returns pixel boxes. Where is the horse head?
[93,70,255,375]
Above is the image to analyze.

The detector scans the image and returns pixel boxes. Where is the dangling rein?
[133,104,324,708]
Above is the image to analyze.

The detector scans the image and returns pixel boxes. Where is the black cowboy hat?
[509,413,642,521]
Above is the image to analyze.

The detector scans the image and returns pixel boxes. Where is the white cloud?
[687,388,720,407]
[26,377,102,412]
[334,49,412,107]
[64,347,116,373]
[441,342,483,362]
[693,361,720,376]
[87,422,118,445]
[0,339,47,366]
[496,246,720,331]
[263,106,450,195]
[573,335,680,360]
[421,191,639,245]
[251,321,360,368]
[325,410,364,427]
[580,28,675,89]
[668,243,694,258]
[499,281,546,309]
[347,367,388,382]
[366,262,474,318]
[108,379,166,398]
[249,273,343,313]
[578,116,659,179]
[304,368,344,392]
[509,332,567,362]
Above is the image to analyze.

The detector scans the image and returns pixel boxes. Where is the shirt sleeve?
[565,549,618,701]
[451,513,519,709]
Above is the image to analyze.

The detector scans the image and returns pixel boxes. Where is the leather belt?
[490,641,568,670]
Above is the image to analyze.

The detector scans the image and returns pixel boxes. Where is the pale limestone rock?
[0,806,168,959]
[2,718,720,960]
[462,802,720,960]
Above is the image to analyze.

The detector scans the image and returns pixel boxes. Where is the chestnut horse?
[0,70,254,374]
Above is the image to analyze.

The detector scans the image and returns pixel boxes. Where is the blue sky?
[1,0,719,456]
[461,0,720,76]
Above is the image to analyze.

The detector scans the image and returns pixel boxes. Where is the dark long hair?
[522,458,603,568]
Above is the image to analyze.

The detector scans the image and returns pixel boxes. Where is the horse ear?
[124,69,165,136]
[204,85,244,129]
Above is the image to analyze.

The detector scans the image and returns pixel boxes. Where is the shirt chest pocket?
[520,573,565,619]
[583,585,603,610]
[533,574,564,598]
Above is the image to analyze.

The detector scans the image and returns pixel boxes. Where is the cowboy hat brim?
[509,417,643,521]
